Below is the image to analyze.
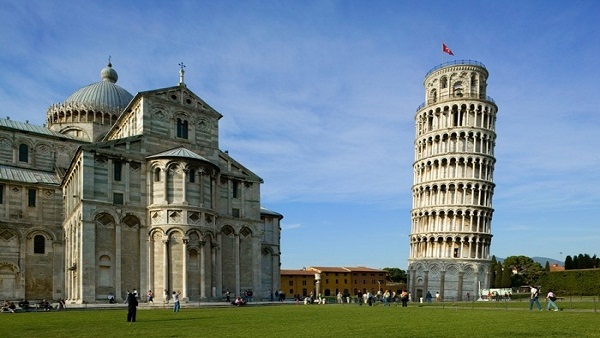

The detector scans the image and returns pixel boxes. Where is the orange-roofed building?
[280,266,387,299]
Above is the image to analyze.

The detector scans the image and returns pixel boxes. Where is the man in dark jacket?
[126,292,138,322]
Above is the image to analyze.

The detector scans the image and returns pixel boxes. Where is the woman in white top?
[546,289,559,311]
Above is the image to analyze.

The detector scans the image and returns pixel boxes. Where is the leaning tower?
[408,60,498,301]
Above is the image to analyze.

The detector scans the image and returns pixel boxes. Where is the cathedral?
[0,62,282,304]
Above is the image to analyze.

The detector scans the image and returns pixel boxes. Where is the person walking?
[546,289,559,311]
[172,291,181,312]
[147,290,154,304]
[529,286,542,310]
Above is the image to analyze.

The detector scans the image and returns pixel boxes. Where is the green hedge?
[538,269,600,296]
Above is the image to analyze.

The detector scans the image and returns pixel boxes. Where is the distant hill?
[495,257,563,267]
[532,257,563,267]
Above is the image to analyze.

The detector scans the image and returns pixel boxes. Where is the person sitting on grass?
[18,299,30,310]
[38,300,52,311]
[1,300,15,313]
[232,296,246,306]
[56,299,66,311]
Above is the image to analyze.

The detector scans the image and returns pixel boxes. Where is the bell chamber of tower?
[408,60,498,302]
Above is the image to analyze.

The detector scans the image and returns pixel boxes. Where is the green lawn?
[1,303,598,337]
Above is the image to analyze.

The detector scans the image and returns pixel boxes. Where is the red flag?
[442,43,454,56]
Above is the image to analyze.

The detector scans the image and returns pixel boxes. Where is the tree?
[565,253,600,270]
[494,264,503,288]
[382,268,407,283]
[577,254,584,269]
[489,256,498,288]
[500,264,512,288]
[544,261,550,271]
[502,255,543,286]
[565,255,573,270]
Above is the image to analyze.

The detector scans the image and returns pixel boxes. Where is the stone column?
[199,240,206,299]
[182,237,188,300]
[215,233,222,299]
[115,222,122,301]
[139,228,148,300]
[440,271,446,301]
[163,168,168,204]
[234,233,240,296]
[199,171,205,207]
[81,219,96,303]
[272,252,280,295]
[211,242,217,298]
[252,234,261,298]
[163,237,169,294]
[124,162,130,203]
[457,271,463,301]
[147,236,154,295]
[181,168,187,204]
[423,270,429,297]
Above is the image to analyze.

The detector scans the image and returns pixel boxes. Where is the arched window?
[430,89,437,103]
[154,168,161,182]
[453,81,463,97]
[441,76,448,89]
[34,235,45,254]
[189,169,196,183]
[19,144,29,162]
[176,118,189,139]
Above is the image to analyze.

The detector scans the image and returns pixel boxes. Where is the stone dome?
[64,62,133,113]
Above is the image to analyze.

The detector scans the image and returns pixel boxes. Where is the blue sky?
[1,1,599,269]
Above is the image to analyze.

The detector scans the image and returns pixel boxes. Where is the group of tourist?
[1,298,65,312]
[529,286,559,311]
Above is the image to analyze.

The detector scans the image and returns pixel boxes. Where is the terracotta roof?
[307,266,386,273]
[280,269,315,276]
[344,266,386,272]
